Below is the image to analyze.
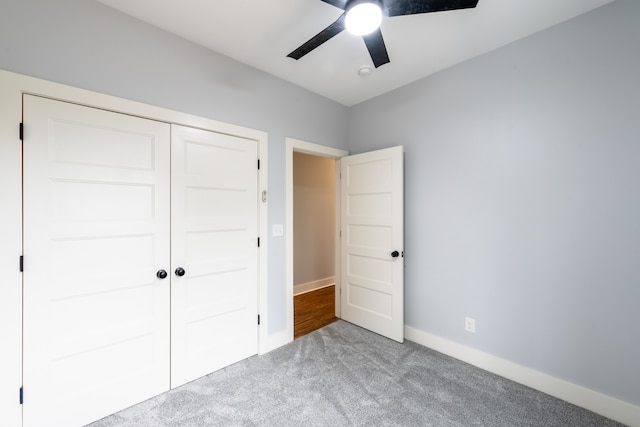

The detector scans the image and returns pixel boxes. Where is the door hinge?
[257,159,260,170]
[19,123,23,141]
[257,314,261,325]
[19,255,23,272]
[19,387,23,405]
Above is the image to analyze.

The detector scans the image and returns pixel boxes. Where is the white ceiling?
[97,0,615,106]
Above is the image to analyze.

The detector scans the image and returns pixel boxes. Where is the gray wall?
[0,0,349,335]
[348,0,640,406]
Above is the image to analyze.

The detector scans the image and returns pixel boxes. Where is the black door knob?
[156,269,168,279]
[175,267,186,277]
[391,251,400,258]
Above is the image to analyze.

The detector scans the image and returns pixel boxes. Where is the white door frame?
[0,69,269,427]
[285,138,348,340]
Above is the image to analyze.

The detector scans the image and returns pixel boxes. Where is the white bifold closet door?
[170,125,258,388]
[22,95,172,427]
[22,95,258,427]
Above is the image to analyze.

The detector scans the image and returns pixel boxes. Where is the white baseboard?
[405,326,640,427]
[293,276,335,296]
[259,328,292,355]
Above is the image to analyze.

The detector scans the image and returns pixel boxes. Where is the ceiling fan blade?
[385,0,479,17]
[287,13,346,60]
[363,29,390,68]
[320,0,347,10]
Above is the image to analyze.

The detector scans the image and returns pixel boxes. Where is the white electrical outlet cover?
[465,317,476,333]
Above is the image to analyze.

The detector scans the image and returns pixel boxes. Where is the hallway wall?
[293,152,336,292]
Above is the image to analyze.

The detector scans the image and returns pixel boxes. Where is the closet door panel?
[171,125,258,388]
[22,95,171,427]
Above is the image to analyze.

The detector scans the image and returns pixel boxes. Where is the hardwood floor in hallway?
[294,285,338,339]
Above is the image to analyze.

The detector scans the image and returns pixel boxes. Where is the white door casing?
[170,125,259,387]
[22,95,171,426]
[285,138,348,342]
[1,70,268,427]
[340,146,404,342]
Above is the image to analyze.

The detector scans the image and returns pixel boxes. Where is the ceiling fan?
[287,0,480,68]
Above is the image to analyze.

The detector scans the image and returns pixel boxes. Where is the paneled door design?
[22,95,171,426]
[22,96,260,426]
[170,125,258,387]
[340,146,404,342]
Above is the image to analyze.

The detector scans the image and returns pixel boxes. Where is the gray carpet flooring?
[89,320,623,426]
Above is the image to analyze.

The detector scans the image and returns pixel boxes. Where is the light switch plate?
[272,224,284,237]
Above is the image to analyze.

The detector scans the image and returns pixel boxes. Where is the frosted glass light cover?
[345,3,382,36]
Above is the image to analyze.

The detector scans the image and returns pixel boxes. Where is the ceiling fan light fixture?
[345,0,382,36]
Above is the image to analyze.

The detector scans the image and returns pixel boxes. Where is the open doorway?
[285,139,348,340]
[292,152,337,338]
[286,140,405,343]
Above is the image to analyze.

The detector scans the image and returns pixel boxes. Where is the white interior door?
[340,146,404,342]
[22,95,171,426]
[170,125,258,387]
